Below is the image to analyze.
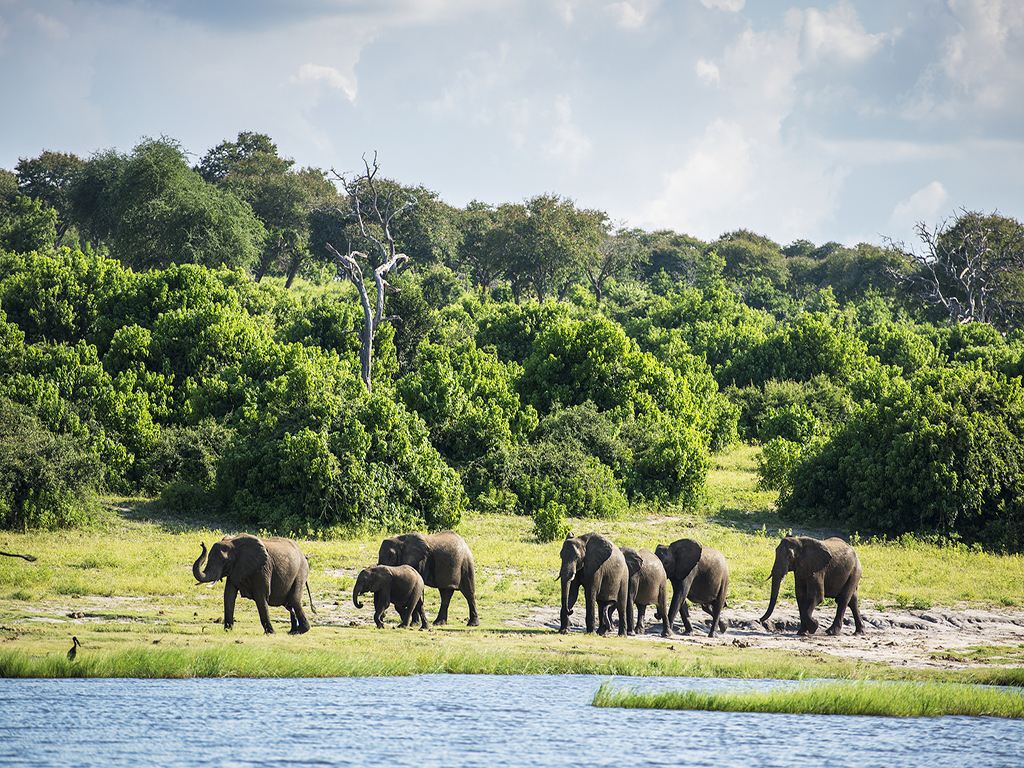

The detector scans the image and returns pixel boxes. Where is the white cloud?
[700,0,745,12]
[942,0,1024,108]
[293,62,359,103]
[890,181,949,231]
[607,0,659,29]
[543,96,592,168]
[695,57,720,85]
[800,1,889,63]
[641,118,848,242]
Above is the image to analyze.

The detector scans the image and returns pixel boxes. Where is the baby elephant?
[353,565,428,629]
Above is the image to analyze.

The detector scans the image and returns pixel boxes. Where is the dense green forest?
[1,133,1022,550]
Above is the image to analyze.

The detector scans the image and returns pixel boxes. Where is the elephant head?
[193,535,265,584]
[378,535,429,575]
[760,536,832,625]
[654,544,673,575]
[559,535,586,623]
[353,566,387,609]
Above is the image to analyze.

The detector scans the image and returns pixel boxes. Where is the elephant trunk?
[760,561,787,626]
[192,544,216,583]
[560,562,577,623]
[353,574,365,609]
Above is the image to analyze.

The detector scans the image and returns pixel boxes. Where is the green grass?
[592,680,1024,719]
[1,444,1023,679]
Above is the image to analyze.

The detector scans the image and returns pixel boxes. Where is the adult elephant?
[621,547,670,637]
[559,533,629,636]
[655,538,729,637]
[760,535,865,636]
[378,531,478,626]
[193,534,314,635]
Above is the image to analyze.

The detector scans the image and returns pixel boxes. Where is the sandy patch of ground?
[508,604,1024,669]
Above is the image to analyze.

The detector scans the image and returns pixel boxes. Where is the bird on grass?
[67,637,81,661]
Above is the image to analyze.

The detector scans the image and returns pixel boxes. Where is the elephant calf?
[655,538,729,637]
[621,547,670,637]
[761,535,865,636]
[353,565,428,629]
[193,534,314,635]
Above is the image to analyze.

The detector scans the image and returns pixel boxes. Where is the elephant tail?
[306,581,318,614]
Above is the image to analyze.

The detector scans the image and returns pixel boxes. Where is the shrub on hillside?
[781,366,1024,550]
[0,397,101,530]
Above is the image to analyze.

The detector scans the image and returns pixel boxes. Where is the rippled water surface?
[1,675,1022,767]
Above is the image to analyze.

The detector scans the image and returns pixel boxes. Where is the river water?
[1,675,1021,767]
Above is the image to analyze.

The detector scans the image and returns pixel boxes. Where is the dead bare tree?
[326,154,415,392]
[887,210,1024,329]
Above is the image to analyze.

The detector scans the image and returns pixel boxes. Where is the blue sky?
[1,0,1021,246]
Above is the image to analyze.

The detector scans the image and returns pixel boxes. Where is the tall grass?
[592,680,1024,719]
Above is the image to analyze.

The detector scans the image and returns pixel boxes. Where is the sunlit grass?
[592,680,1024,719]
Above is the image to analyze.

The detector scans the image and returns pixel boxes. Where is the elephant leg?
[667,582,686,633]
[597,602,611,635]
[795,579,812,635]
[223,582,238,630]
[850,593,865,635]
[434,588,454,626]
[657,585,671,637]
[461,570,479,627]
[585,584,597,634]
[826,579,856,636]
[461,585,479,627]
[707,597,724,638]
[680,600,694,635]
[374,590,388,628]
[617,584,628,637]
[255,596,274,634]
[418,600,429,630]
[636,604,647,634]
[398,602,413,628]
[288,606,298,633]
[289,583,310,635]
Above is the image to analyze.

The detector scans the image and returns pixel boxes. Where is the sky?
[1,0,1022,246]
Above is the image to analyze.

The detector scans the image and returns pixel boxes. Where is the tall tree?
[199,132,337,284]
[889,211,1024,330]
[583,226,641,302]
[15,151,84,240]
[325,155,414,393]
[503,194,606,300]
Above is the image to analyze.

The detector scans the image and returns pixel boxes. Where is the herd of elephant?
[191,529,867,638]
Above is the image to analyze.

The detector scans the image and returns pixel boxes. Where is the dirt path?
[508,604,1024,669]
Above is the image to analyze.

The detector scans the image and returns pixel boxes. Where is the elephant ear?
[227,535,270,584]
[800,539,833,575]
[672,539,703,574]
[401,535,431,577]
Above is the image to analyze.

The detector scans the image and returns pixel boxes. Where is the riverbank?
[2,446,1022,680]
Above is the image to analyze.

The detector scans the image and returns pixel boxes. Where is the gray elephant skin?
[655,538,729,637]
[378,531,479,626]
[559,533,629,635]
[761,535,865,636]
[353,564,428,629]
[621,547,671,637]
[193,534,313,634]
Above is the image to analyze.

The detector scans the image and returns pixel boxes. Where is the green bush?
[506,439,627,519]
[533,500,571,543]
[756,438,806,492]
[216,346,467,535]
[782,366,1024,550]
[0,397,101,530]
